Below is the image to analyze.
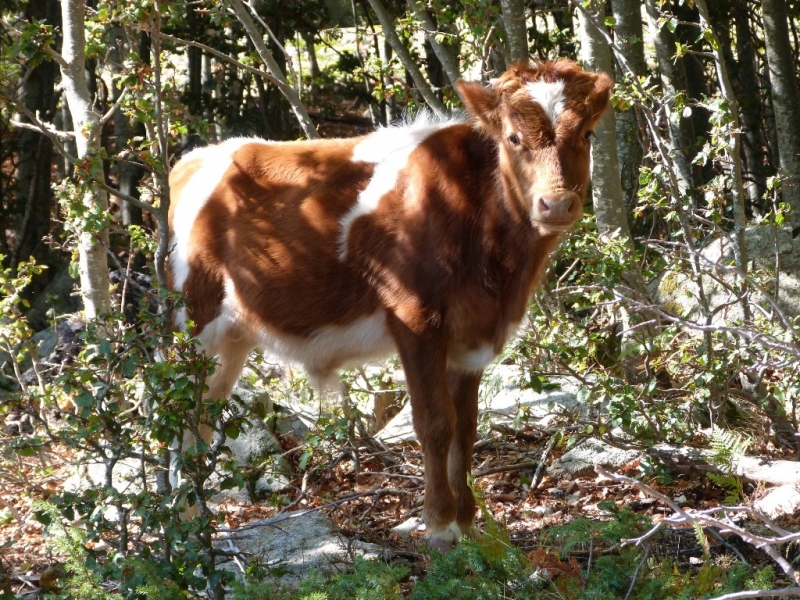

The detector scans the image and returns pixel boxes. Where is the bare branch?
[242,1,300,92]
[405,0,461,86]
[365,0,448,116]
[596,466,800,586]
[99,85,129,128]
[227,0,319,138]
[709,588,800,600]
[158,32,281,88]
[9,118,74,139]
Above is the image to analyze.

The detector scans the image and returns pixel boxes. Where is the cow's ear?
[585,72,613,123]
[458,80,502,135]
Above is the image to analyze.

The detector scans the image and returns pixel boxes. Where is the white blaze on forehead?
[526,80,567,125]
[170,137,270,330]
[338,114,464,259]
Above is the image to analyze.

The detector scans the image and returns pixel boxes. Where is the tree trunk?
[59,0,110,317]
[406,0,460,86]
[229,0,319,138]
[11,0,60,273]
[733,1,768,211]
[576,2,631,241]
[552,4,576,58]
[695,0,749,278]
[109,27,145,232]
[644,0,697,198]
[762,0,800,231]
[184,2,204,151]
[576,0,654,367]
[500,0,528,63]
[672,0,710,175]
[365,0,447,116]
[610,0,645,209]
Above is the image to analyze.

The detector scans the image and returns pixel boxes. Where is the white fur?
[526,80,567,125]
[171,138,272,330]
[427,521,463,548]
[338,113,465,259]
[197,278,395,381]
[448,343,497,372]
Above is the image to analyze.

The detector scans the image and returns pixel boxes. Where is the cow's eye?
[508,133,521,146]
[583,130,594,143]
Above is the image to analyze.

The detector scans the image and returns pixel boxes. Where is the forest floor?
[1,419,788,597]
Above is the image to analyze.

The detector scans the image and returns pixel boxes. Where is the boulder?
[217,510,387,586]
[652,226,800,325]
[548,438,641,480]
[377,365,579,443]
[754,484,800,520]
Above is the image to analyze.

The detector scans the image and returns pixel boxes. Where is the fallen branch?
[531,431,561,490]
[595,465,800,593]
[215,487,409,537]
[647,444,800,487]
[474,460,541,479]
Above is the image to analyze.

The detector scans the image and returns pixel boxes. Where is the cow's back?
[168,138,381,338]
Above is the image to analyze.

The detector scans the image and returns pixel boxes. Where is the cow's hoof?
[426,521,462,552]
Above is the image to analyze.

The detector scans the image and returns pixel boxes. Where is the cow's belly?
[260,310,397,377]
[198,293,396,385]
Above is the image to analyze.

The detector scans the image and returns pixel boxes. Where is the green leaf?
[74,389,94,408]
[224,423,241,440]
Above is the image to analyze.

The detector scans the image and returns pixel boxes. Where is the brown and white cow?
[167,59,612,551]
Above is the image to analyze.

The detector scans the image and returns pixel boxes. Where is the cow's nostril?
[539,195,573,213]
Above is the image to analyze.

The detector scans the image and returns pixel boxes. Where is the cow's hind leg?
[172,327,255,510]
[196,327,256,444]
[447,369,481,536]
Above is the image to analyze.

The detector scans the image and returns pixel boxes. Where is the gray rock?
[390,516,424,538]
[754,484,800,520]
[216,418,291,501]
[548,438,641,480]
[217,510,387,586]
[377,366,579,443]
[214,381,292,500]
[651,226,800,324]
[63,458,147,521]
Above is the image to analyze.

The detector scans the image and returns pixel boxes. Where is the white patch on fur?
[426,521,463,549]
[526,80,567,125]
[506,319,524,343]
[338,113,465,259]
[170,138,272,330]
[448,343,497,372]
[197,278,395,381]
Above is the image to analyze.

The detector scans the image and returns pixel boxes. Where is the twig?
[474,460,541,479]
[624,546,650,600]
[709,589,800,600]
[531,431,561,490]
[9,118,74,139]
[595,466,800,586]
[215,487,405,536]
[706,527,749,565]
[158,31,282,88]
[9,101,160,216]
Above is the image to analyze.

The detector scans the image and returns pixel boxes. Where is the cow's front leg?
[389,318,459,551]
[447,369,481,537]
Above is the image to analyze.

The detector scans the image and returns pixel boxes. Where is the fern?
[709,429,750,472]
[707,472,744,504]
[693,520,711,560]
[708,429,749,502]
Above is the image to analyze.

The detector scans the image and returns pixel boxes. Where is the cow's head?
[458,60,612,233]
